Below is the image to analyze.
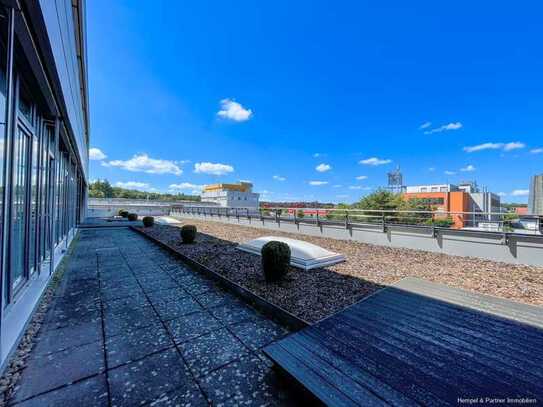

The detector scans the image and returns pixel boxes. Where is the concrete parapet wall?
[173,212,543,267]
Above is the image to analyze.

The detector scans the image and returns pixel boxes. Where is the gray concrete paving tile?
[209,302,262,326]
[165,311,223,344]
[103,305,160,338]
[108,349,195,407]
[105,324,174,368]
[33,320,102,356]
[11,374,109,407]
[229,318,289,351]
[153,296,203,321]
[146,385,208,406]
[11,341,105,403]
[146,286,190,305]
[178,328,250,378]
[198,354,290,406]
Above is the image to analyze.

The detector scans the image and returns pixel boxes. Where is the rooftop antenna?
[387,165,404,194]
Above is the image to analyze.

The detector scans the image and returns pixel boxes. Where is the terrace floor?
[6,227,295,406]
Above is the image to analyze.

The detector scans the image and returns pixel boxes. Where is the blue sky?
[87,1,542,204]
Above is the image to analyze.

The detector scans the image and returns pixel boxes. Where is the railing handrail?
[171,204,539,218]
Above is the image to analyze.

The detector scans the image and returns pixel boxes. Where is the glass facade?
[0,2,88,312]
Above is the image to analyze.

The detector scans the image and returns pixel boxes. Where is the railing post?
[246,208,249,219]
[235,208,239,220]
[382,213,386,233]
[316,211,320,227]
[293,210,297,225]
[275,210,279,223]
[345,212,349,229]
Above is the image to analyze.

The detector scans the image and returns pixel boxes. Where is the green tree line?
[89,179,201,202]
[332,189,454,227]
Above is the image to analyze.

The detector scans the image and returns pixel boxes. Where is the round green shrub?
[119,210,129,218]
[118,209,127,216]
[127,213,138,221]
[142,216,154,227]
[180,225,197,243]
[261,241,291,282]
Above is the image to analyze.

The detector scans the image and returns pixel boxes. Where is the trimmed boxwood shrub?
[127,213,138,221]
[261,241,291,282]
[180,225,197,243]
[119,209,129,218]
[142,216,154,227]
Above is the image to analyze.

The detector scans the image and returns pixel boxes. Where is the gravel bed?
[138,220,543,323]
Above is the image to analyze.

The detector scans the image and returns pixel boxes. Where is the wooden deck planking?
[263,278,543,406]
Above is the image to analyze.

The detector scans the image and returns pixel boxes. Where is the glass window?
[18,84,33,124]
[11,127,31,292]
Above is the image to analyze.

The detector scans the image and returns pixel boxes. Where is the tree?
[353,189,401,211]
[88,179,201,202]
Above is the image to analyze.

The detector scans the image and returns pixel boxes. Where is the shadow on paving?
[7,227,307,406]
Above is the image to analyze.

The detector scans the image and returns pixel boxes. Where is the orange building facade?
[403,191,470,228]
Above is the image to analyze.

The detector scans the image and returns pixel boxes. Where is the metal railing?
[170,205,543,237]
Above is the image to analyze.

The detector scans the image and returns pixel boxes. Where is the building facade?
[0,1,89,370]
[404,183,501,228]
[528,175,543,216]
[200,182,259,208]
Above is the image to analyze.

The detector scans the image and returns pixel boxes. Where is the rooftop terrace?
[2,218,542,406]
[1,227,296,406]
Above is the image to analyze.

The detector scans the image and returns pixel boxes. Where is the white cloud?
[313,153,324,158]
[315,163,331,172]
[463,141,525,153]
[115,181,151,190]
[349,186,362,190]
[424,122,463,134]
[217,99,252,122]
[497,192,507,197]
[530,148,543,154]
[460,164,476,172]
[194,162,234,175]
[355,175,368,180]
[89,147,107,161]
[503,142,525,151]
[428,167,435,172]
[332,184,343,188]
[308,181,328,186]
[419,121,432,130]
[359,157,392,166]
[444,170,456,175]
[511,189,529,197]
[169,182,204,191]
[272,175,286,181]
[106,154,182,175]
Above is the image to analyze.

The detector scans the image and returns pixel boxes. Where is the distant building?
[404,183,501,228]
[514,207,528,216]
[528,174,543,215]
[403,187,469,228]
[201,182,260,208]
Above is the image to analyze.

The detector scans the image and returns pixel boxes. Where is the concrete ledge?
[394,277,543,329]
[130,226,309,331]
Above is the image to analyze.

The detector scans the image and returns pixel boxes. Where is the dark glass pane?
[11,127,30,290]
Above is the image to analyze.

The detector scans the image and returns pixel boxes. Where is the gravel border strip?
[131,226,309,331]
